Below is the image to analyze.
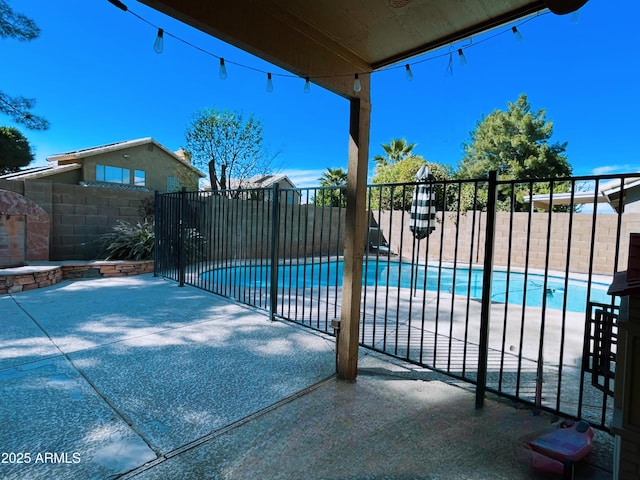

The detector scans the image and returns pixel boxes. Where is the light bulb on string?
[266,73,274,93]
[457,48,467,67]
[511,26,524,43]
[219,58,228,79]
[108,0,559,102]
[304,77,311,94]
[153,28,164,54]
[353,73,361,93]
[405,64,413,82]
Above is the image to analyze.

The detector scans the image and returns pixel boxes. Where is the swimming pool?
[201,260,614,313]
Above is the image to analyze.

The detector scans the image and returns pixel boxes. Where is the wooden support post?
[337,81,371,381]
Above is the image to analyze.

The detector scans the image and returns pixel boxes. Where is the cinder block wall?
[1,179,153,261]
[376,210,640,276]
[50,183,153,260]
[198,196,346,261]
[3,176,638,271]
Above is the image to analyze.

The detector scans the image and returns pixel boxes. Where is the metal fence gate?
[155,173,636,431]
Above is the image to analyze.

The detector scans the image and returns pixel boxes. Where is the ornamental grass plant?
[101,219,154,261]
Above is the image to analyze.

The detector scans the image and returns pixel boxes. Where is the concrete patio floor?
[1,274,613,479]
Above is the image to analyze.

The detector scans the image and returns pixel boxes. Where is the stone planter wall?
[0,260,154,295]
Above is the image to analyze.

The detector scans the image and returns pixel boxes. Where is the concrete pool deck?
[1,274,613,479]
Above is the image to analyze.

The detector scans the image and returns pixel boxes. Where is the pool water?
[394,264,613,313]
[202,260,614,313]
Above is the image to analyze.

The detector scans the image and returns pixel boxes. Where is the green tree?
[0,1,49,130]
[315,167,347,207]
[0,126,34,174]
[184,107,274,192]
[372,156,427,211]
[373,157,455,211]
[457,94,571,211]
[370,138,454,210]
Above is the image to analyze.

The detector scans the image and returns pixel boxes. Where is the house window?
[96,164,130,184]
[167,175,179,192]
[134,170,146,186]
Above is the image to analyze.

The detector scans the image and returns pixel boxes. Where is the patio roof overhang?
[136,0,590,381]
[137,0,587,99]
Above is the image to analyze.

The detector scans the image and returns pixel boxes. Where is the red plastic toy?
[529,420,594,479]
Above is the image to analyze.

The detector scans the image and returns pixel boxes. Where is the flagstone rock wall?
[0,214,26,267]
[0,189,49,267]
[0,261,154,295]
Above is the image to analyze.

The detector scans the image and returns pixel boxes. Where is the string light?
[107,0,127,11]
[219,58,228,79]
[266,72,274,93]
[511,26,524,42]
[405,64,413,82]
[108,0,542,90]
[457,48,467,66]
[353,73,362,93]
[153,28,164,54]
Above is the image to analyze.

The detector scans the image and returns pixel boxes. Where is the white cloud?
[278,168,326,189]
[590,164,640,176]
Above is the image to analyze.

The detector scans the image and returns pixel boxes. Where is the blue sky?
[2,0,639,188]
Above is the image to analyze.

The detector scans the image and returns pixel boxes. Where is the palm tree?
[319,167,347,187]
[372,138,417,166]
[316,167,347,207]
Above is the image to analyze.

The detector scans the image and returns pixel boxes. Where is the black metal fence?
[155,186,345,324]
[155,172,636,431]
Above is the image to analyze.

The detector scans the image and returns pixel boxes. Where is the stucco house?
[245,174,300,204]
[225,174,301,204]
[0,138,205,193]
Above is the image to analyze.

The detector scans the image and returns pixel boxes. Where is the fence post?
[153,190,159,277]
[270,183,280,321]
[476,170,497,409]
[178,187,187,287]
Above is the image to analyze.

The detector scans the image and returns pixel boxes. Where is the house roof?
[524,174,640,211]
[600,176,640,197]
[137,0,587,98]
[0,163,82,181]
[48,137,206,178]
[225,174,298,191]
[247,174,296,189]
[525,191,609,210]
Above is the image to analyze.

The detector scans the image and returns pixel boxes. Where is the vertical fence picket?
[476,171,497,409]
[270,183,280,322]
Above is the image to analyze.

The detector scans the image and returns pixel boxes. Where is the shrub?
[101,220,154,260]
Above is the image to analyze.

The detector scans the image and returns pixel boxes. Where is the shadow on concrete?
[1,275,613,479]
